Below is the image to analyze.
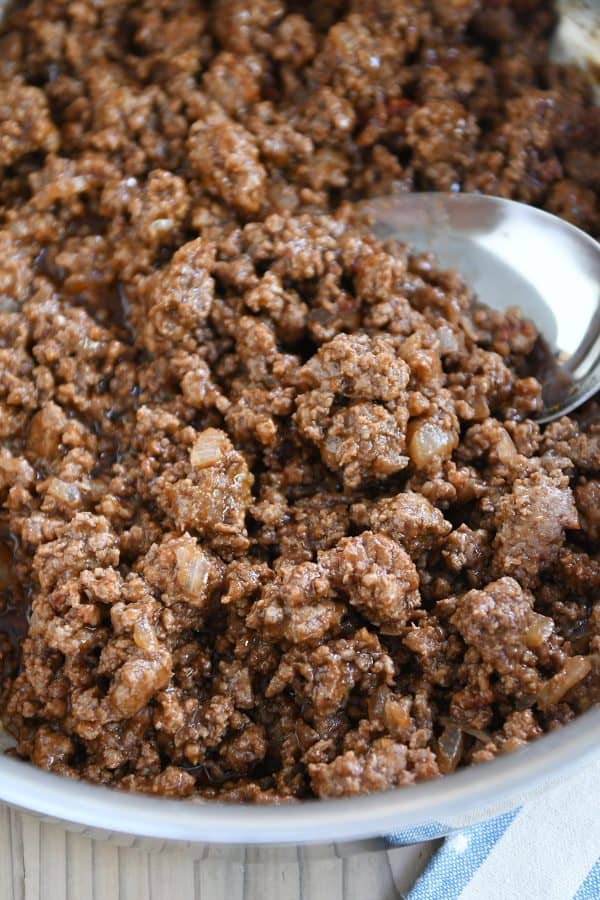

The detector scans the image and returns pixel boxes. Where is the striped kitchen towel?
[389,758,600,900]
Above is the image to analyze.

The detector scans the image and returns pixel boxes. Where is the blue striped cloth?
[387,759,600,900]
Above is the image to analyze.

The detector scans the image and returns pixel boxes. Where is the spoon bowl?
[360,193,600,423]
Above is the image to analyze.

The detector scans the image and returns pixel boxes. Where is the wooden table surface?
[0,802,438,900]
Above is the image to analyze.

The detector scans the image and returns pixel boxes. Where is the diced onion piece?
[441,717,492,743]
[437,325,458,354]
[495,429,518,465]
[70,175,90,194]
[190,429,226,468]
[176,544,210,603]
[47,478,81,505]
[436,724,464,774]
[537,656,592,709]
[148,218,175,237]
[27,404,67,458]
[462,726,492,743]
[408,419,457,469]
[525,615,554,649]
[383,695,412,738]
[367,685,389,721]
[133,617,158,653]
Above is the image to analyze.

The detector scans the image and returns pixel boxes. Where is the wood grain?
[0,802,437,900]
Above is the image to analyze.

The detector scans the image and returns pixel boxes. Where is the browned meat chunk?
[266,629,394,717]
[136,533,224,609]
[140,239,215,354]
[451,578,557,694]
[0,82,59,166]
[246,561,342,645]
[298,333,410,403]
[320,532,421,631]
[158,429,254,555]
[187,116,267,216]
[300,400,409,489]
[295,334,411,488]
[492,471,579,587]
[310,739,439,798]
[351,492,451,558]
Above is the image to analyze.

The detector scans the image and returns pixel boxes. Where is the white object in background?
[407,759,600,900]
[552,0,600,99]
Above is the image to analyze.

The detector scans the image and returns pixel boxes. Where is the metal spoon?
[360,193,600,424]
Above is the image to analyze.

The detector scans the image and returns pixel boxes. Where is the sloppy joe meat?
[0,0,598,801]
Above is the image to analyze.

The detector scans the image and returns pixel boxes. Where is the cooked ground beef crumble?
[0,0,598,802]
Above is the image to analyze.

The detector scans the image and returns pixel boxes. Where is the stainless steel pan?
[0,0,598,855]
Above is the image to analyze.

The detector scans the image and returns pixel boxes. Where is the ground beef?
[491,469,580,588]
[0,0,598,802]
[309,739,440,798]
[0,81,59,166]
[451,577,560,698]
[319,532,421,631]
[187,113,268,216]
[350,492,452,559]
